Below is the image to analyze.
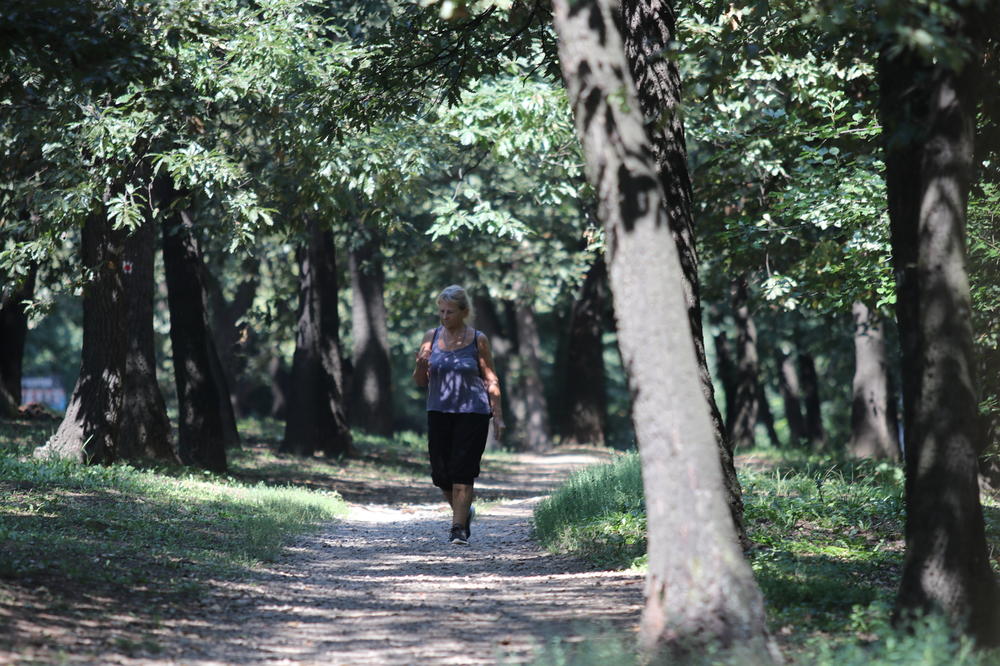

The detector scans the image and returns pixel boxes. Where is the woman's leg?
[451,483,473,526]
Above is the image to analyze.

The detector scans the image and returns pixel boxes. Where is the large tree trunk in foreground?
[729,277,759,450]
[552,0,773,657]
[348,229,393,435]
[559,256,608,446]
[879,1,1000,642]
[0,266,36,417]
[621,0,746,548]
[119,213,174,463]
[159,178,234,473]
[281,218,353,458]
[848,302,899,460]
[35,210,127,463]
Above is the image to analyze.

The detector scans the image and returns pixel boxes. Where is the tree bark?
[713,330,736,424]
[798,352,826,450]
[473,293,515,450]
[159,177,234,473]
[205,256,259,420]
[620,0,746,549]
[0,265,36,418]
[118,211,174,463]
[348,228,393,435]
[552,0,774,657]
[512,294,552,452]
[281,217,353,458]
[34,209,127,464]
[559,256,608,446]
[755,382,782,449]
[268,355,290,420]
[777,349,806,446]
[879,1,1000,642]
[729,277,759,450]
[848,302,899,460]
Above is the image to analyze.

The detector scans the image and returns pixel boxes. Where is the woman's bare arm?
[477,334,506,438]
[413,329,435,387]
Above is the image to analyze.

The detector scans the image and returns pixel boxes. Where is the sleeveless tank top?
[426,327,491,414]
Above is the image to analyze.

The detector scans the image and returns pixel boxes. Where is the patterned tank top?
[426,327,491,414]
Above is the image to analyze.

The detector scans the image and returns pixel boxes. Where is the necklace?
[442,325,466,349]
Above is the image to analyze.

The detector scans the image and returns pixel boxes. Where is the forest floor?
[2,433,644,665]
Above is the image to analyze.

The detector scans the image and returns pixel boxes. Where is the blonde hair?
[437,285,474,323]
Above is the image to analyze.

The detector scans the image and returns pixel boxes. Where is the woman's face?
[438,299,467,329]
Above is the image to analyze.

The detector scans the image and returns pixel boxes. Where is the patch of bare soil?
[4,448,643,665]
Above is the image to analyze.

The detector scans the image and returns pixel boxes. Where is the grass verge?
[0,418,347,660]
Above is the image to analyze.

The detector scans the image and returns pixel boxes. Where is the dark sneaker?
[465,504,476,536]
[449,524,469,546]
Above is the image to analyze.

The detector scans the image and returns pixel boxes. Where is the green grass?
[0,420,347,623]
[531,446,1000,663]
[533,451,646,568]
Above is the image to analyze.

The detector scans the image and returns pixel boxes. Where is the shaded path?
[156,449,643,665]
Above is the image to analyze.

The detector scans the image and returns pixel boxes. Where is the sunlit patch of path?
[156,450,644,665]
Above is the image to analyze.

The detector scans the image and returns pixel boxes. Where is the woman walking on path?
[413,285,506,545]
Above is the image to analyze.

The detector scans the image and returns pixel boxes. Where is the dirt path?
[134,449,643,665]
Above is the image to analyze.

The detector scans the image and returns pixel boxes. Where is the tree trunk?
[777,349,806,446]
[159,177,234,473]
[713,330,736,424]
[118,211,174,463]
[0,266,36,418]
[281,217,353,458]
[848,302,899,460]
[512,295,552,452]
[348,228,393,435]
[755,382,782,449]
[879,1,1000,642]
[205,256,259,420]
[552,0,774,657]
[621,0,746,549]
[729,277,759,450]
[559,256,608,446]
[798,352,826,450]
[473,293,515,450]
[268,355,290,420]
[34,210,127,464]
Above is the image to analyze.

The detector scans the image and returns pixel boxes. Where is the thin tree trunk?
[799,352,826,450]
[729,277,759,450]
[513,294,552,452]
[348,228,393,435]
[281,217,353,458]
[560,256,608,446]
[118,209,174,463]
[0,266,36,418]
[879,1,1000,642]
[621,0,746,548]
[34,209,127,464]
[714,330,736,424]
[159,177,234,472]
[552,0,774,657]
[755,382,781,448]
[777,349,806,446]
[473,293,515,451]
[849,302,899,460]
[205,256,259,420]
[268,355,290,420]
